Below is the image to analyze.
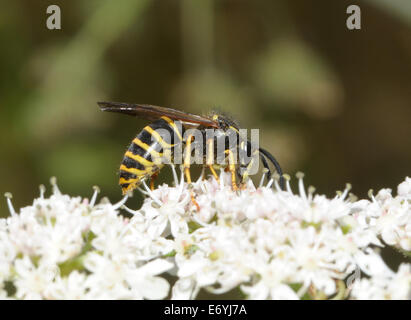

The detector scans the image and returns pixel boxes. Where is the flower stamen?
[272,172,282,192]
[142,179,162,206]
[112,194,129,210]
[170,164,179,186]
[368,189,376,202]
[259,168,269,188]
[283,174,292,193]
[340,183,352,200]
[39,184,46,199]
[308,186,316,201]
[266,178,274,189]
[50,176,61,195]
[90,185,100,207]
[4,192,16,216]
[121,204,139,216]
[296,172,307,200]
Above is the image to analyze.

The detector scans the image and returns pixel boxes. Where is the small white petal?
[137,259,174,276]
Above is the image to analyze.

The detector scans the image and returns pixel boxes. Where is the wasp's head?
[211,113,240,131]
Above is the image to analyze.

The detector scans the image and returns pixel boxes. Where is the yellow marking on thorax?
[161,116,183,142]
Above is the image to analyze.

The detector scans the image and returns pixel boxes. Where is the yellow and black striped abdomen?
[119,116,182,194]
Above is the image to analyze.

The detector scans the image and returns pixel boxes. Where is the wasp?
[98,102,284,198]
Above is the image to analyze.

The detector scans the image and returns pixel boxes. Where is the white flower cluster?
[0,181,173,299]
[0,170,410,300]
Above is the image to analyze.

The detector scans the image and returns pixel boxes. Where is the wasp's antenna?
[259,147,284,190]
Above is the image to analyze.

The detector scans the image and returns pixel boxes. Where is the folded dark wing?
[98,101,218,128]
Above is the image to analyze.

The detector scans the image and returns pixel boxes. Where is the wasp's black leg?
[258,147,284,190]
[260,153,272,181]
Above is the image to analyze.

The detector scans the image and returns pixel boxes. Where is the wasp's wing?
[98,101,218,128]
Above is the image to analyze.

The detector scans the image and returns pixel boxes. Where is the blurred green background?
[1,0,411,221]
